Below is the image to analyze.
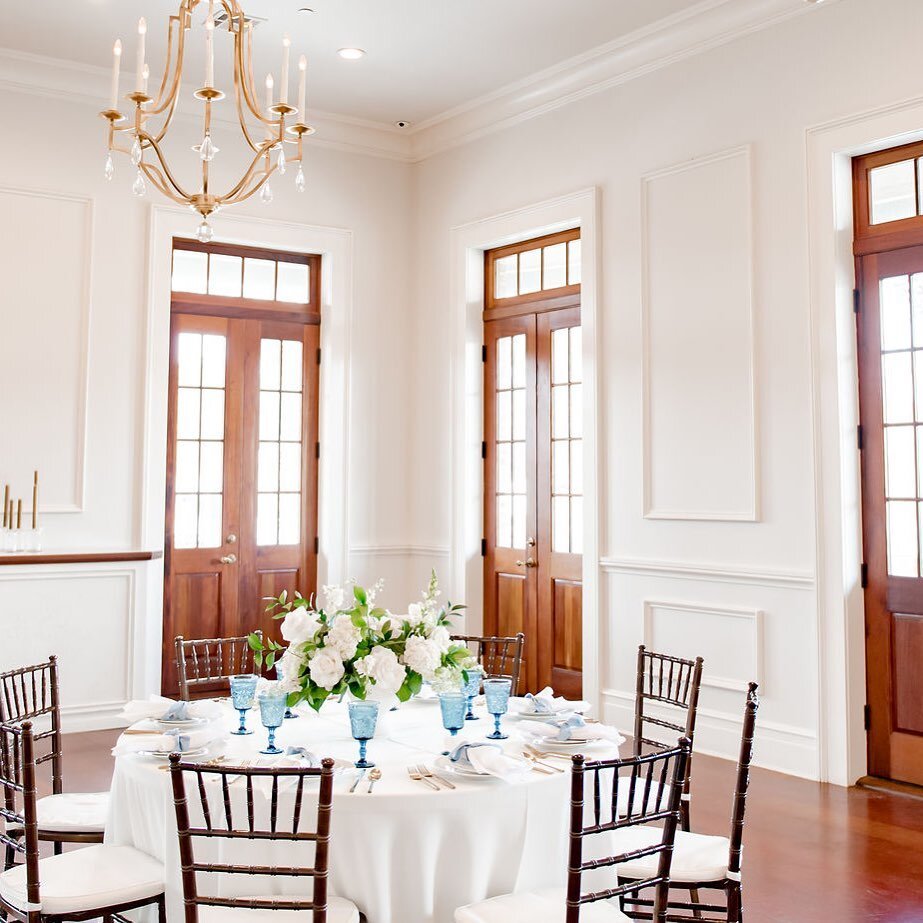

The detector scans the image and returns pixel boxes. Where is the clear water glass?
[484,677,512,740]
[258,687,287,755]
[462,667,483,721]
[348,700,379,769]
[275,658,298,719]
[229,674,258,736]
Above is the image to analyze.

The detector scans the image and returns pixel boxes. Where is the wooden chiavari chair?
[0,722,165,923]
[0,657,108,868]
[453,633,525,695]
[174,632,261,701]
[633,646,704,831]
[168,754,362,923]
[454,740,691,922]
[616,683,760,922]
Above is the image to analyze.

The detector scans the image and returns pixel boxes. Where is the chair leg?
[3,844,14,872]
[690,887,703,919]
[727,882,742,923]
[157,894,167,923]
[53,841,63,856]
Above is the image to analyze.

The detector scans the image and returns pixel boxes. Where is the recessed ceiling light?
[337,47,366,60]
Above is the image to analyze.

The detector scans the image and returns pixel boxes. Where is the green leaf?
[407,671,423,695]
[247,632,264,651]
[266,652,276,670]
[353,585,368,606]
[279,589,288,606]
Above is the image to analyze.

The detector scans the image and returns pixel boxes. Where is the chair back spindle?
[174,633,262,701]
[728,682,760,880]
[453,633,525,695]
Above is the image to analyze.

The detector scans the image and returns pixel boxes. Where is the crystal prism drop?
[196,220,214,243]
[199,134,218,162]
[295,165,305,193]
[260,182,273,204]
[130,137,143,166]
[132,170,146,197]
[104,153,114,181]
[277,146,286,175]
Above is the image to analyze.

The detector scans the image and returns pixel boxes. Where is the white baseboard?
[60,701,128,734]
[602,689,820,782]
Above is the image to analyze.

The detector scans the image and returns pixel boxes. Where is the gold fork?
[416,764,455,790]
[406,766,439,790]
[522,747,563,773]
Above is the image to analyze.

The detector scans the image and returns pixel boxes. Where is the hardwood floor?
[60,729,923,922]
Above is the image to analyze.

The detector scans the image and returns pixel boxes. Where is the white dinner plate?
[137,746,210,760]
[156,716,209,729]
[434,753,529,780]
[526,735,610,752]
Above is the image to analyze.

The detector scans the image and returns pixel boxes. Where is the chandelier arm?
[140,162,184,204]
[220,168,272,209]
[231,63,263,153]
[138,131,195,200]
[148,16,180,113]
[220,143,276,201]
[237,19,276,128]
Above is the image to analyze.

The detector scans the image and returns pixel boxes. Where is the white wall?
[0,85,420,729]
[408,0,923,782]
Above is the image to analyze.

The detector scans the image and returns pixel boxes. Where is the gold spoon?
[367,768,382,793]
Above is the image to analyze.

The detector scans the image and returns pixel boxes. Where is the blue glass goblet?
[439,691,467,754]
[229,674,258,736]
[462,667,483,721]
[484,678,512,740]
[275,659,298,719]
[348,700,379,769]
[258,688,287,755]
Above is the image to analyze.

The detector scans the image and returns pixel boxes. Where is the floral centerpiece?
[249,571,476,711]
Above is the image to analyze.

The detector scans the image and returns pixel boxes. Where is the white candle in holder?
[110,40,122,109]
[205,4,215,88]
[297,55,307,117]
[136,18,147,92]
[280,35,291,104]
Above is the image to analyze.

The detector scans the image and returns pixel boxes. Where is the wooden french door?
[857,245,923,786]
[483,231,583,698]
[162,241,320,695]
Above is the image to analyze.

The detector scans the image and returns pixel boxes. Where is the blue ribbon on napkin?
[284,746,320,767]
[524,692,555,715]
[164,728,191,752]
[449,741,503,767]
[550,714,587,741]
[161,701,191,722]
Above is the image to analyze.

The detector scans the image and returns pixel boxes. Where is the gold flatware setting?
[416,763,455,790]
[366,768,382,793]
[407,766,439,790]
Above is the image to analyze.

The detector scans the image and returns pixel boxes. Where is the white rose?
[308,648,345,690]
[281,607,322,644]
[406,603,423,627]
[401,634,442,681]
[357,646,406,695]
[326,614,361,661]
[430,625,451,651]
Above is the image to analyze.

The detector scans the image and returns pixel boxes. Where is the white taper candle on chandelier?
[265,73,274,111]
[110,40,122,109]
[280,35,291,104]
[297,55,307,117]
[205,2,215,88]
[142,63,150,95]
[135,18,146,92]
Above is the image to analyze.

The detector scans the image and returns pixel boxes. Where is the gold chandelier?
[100,0,314,242]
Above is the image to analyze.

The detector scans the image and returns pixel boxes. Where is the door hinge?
[482,344,487,363]
[481,441,487,459]
[860,562,868,589]
[481,538,487,557]
[316,347,322,365]
[315,442,320,459]
[864,703,871,731]
[857,424,864,451]
[853,288,861,314]
[314,536,319,554]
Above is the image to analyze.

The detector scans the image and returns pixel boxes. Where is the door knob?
[220,553,237,565]
[526,536,536,547]
[516,557,537,568]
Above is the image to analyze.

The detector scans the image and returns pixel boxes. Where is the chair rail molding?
[601,556,815,590]
[448,186,600,713]
[349,545,452,557]
[806,93,923,787]
[0,184,92,514]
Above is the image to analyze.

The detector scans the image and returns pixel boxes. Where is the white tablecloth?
[105,697,620,923]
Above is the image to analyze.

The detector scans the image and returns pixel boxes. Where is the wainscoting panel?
[0,567,134,731]
[0,187,92,513]
[642,147,757,521]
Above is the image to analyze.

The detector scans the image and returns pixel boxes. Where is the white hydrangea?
[401,634,443,681]
[356,646,406,694]
[308,648,345,690]
[326,614,362,661]
[430,625,451,652]
[320,582,348,614]
[277,646,306,693]
[430,664,465,693]
[406,602,424,627]
[281,607,322,645]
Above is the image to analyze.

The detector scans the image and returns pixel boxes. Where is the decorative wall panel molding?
[641,146,758,521]
[0,186,92,513]
[600,556,814,590]
[643,599,763,693]
[349,545,451,557]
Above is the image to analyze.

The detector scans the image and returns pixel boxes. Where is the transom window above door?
[487,229,581,305]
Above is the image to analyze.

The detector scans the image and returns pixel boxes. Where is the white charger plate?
[434,753,529,780]
[137,746,211,760]
[156,716,210,729]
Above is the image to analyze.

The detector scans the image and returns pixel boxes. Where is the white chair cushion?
[36,791,109,834]
[0,844,163,915]
[612,827,730,883]
[199,896,360,923]
[455,887,629,923]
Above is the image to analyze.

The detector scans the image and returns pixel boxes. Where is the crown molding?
[0,46,413,163]
[406,0,838,161]
[0,0,835,165]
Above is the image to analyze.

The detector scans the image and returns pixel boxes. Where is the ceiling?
[0,0,709,126]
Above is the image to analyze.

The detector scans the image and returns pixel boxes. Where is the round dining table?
[105,695,621,923]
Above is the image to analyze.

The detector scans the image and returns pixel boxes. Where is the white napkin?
[120,696,222,723]
[514,687,591,717]
[449,742,529,781]
[112,726,218,756]
[519,717,624,746]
